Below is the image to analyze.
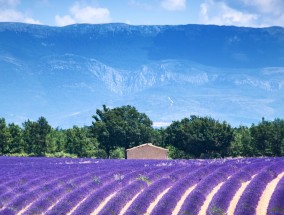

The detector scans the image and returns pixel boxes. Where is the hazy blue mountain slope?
[0,22,284,127]
[149,25,284,68]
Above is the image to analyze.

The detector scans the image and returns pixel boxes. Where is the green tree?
[8,123,25,154]
[165,116,233,158]
[270,119,284,156]
[152,128,167,148]
[22,117,51,156]
[230,126,254,157]
[91,105,153,157]
[36,117,52,156]
[46,128,67,154]
[23,120,37,154]
[250,118,284,157]
[250,118,273,156]
[0,118,11,154]
[168,145,192,159]
[65,126,99,157]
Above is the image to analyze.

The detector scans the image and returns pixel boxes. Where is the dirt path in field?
[67,195,89,215]
[144,187,171,215]
[90,192,117,215]
[43,196,65,214]
[198,181,224,215]
[256,171,284,215]
[172,184,197,215]
[119,191,143,215]
[17,202,34,215]
[227,175,255,215]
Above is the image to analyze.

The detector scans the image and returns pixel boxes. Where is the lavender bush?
[234,161,284,215]
[207,161,271,215]
[267,174,284,215]
[151,164,220,215]
[0,156,283,215]
[179,164,239,215]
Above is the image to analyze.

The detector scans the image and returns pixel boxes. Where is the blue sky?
[0,0,284,27]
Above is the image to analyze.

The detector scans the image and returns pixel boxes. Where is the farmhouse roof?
[126,143,168,151]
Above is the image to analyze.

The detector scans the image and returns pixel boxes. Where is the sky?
[0,0,284,27]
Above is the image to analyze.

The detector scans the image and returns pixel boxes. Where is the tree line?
[0,105,284,159]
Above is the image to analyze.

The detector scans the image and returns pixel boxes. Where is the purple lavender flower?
[235,161,284,215]
[179,164,239,215]
[267,174,284,215]
[0,156,283,215]
[207,161,270,215]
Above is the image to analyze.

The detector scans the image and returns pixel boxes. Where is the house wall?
[127,145,168,159]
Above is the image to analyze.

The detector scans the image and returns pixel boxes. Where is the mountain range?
[0,22,284,128]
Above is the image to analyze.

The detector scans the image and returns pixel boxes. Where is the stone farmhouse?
[126,143,168,160]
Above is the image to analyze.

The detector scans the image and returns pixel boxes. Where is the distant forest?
[0,105,284,159]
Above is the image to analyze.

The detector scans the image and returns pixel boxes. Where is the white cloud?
[0,0,41,24]
[200,0,284,27]
[55,15,75,26]
[161,0,186,11]
[24,17,41,25]
[55,2,111,26]
[168,97,174,106]
[239,0,284,15]
[153,121,171,127]
[0,9,41,24]
[200,0,259,27]
[71,4,110,23]
[241,0,284,26]
[69,111,82,117]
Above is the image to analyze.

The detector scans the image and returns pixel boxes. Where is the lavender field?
[0,156,283,215]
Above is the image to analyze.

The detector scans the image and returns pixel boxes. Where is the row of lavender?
[0,156,283,215]
[0,157,205,215]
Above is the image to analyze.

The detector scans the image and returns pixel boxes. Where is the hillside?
[1,22,284,127]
